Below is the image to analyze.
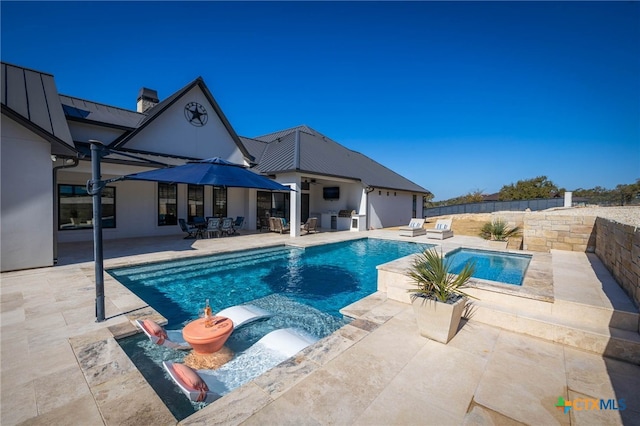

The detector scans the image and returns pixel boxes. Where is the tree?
[463,189,484,204]
[498,176,560,201]
[615,179,640,205]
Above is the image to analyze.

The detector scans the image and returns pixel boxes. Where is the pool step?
[465,285,640,333]
[111,247,295,283]
[467,299,640,365]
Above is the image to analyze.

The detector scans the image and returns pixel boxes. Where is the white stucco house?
[0,62,430,272]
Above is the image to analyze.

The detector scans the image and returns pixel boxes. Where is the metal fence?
[423,198,565,218]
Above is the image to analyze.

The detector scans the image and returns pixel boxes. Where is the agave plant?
[406,248,476,303]
[479,218,521,241]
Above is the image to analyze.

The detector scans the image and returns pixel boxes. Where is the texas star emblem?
[184,102,208,127]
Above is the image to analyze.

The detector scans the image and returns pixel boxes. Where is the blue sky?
[2,1,638,200]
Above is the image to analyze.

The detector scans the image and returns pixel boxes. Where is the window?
[158,183,177,226]
[273,192,290,220]
[412,194,417,218]
[213,187,227,218]
[58,184,116,230]
[257,191,272,225]
[187,185,204,221]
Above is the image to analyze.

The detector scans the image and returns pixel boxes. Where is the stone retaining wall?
[595,217,640,308]
[522,213,597,253]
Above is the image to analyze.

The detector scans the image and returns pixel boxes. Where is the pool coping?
[377,245,554,304]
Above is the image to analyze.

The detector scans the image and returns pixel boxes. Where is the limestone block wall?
[595,218,640,308]
[522,213,597,253]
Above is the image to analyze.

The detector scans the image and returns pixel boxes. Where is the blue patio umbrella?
[123,157,291,191]
[90,155,290,322]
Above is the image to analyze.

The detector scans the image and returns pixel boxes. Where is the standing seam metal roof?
[1,62,76,155]
[58,95,145,129]
[246,125,430,193]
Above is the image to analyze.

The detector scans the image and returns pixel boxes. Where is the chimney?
[137,87,159,113]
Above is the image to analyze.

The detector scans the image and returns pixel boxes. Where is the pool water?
[111,238,432,419]
[446,248,532,285]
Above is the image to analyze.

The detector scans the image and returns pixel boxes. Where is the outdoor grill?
[338,210,355,218]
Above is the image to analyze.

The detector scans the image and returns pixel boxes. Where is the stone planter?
[411,296,467,344]
[487,240,508,250]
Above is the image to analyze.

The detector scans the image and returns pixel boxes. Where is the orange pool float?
[182,316,234,355]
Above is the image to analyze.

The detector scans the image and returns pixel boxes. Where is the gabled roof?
[245,125,430,194]
[1,62,77,156]
[110,77,253,161]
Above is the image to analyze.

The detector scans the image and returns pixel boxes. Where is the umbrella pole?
[88,140,105,322]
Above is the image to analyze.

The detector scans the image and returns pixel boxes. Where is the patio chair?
[269,217,278,232]
[179,218,198,239]
[426,218,454,240]
[220,217,234,237]
[275,217,290,234]
[399,218,426,237]
[301,217,318,234]
[207,217,221,238]
[232,216,244,235]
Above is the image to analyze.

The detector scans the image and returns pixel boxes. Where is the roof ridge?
[254,124,316,141]
[1,61,54,77]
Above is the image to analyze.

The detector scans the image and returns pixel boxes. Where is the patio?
[1,230,638,425]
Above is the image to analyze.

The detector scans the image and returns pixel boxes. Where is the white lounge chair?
[135,304,272,350]
[426,218,454,240]
[163,328,318,403]
[217,304,272,328]
[399,218,426,237]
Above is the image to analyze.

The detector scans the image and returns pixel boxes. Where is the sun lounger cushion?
[142,320,168,343]
[399,218,426,237]
[172,363,209,402]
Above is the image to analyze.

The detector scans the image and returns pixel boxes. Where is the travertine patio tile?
[23,311,66,333]
[346,318,426,369]
[68,327,114,349]
[0,380,37,425]
[28,341,78,379]
[462,404,527,425]
[297,324,366,366]
[475,331,568,425]
[357,298,407,324]
[447,319,500,359]
[60,303,97,325]
[355,395,462,426]
[75,337,126,370]
[0,292,23,313]
[0,335,28,370]
[0,322,26,343]
[564,347,617,398]
[389,339,486,417]
[26,325,74,349]
[181,382,273,426]
[79,341,137,388]
[242,396,322,426]
[33,365,91,415]
[99,383,176,425]
[273,367,373,425]
[251,353,320,399]
[16,395,103,426]
[0,307,26,327]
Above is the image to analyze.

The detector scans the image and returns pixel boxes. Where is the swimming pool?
[446,248,532,285]
[111,238,432,419]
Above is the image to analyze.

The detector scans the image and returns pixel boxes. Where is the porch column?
[289,176,301,237]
